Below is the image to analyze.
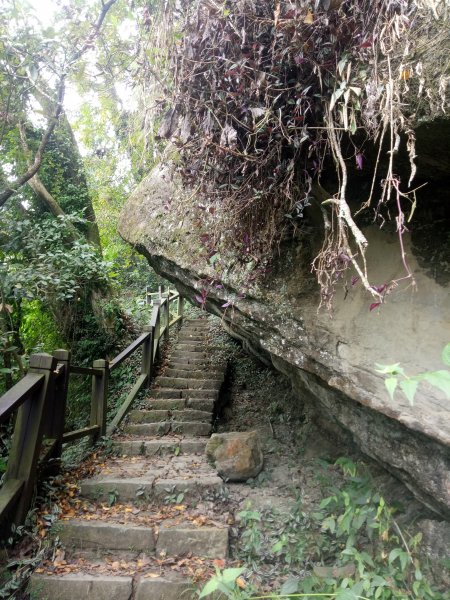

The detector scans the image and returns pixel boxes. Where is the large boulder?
[206,432,264,482]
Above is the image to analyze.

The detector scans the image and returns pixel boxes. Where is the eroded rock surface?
[119,162,450,518]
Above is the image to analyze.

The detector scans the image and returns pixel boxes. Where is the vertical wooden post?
[5,353,57,526]
[90,359,109,440]
[178,295,184,320]
[152,300,161,360]
[141,326,153,387]
[164,297,170,342]
[46,349,71,467]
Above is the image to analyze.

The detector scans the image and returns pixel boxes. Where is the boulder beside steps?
[30,318,229,600]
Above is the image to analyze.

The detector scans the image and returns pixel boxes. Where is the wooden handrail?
[0,287,184,534]
[0,373,44,424]
[109,331,151,371]
[70,365,104,376]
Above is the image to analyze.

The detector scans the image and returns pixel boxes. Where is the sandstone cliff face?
[119,162,450,518]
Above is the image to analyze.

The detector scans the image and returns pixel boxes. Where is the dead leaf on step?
[53,549,66,567]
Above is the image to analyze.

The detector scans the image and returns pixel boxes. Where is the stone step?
[56,519,228,559]
[183,320,210,327]
[187,398,215,411]
[175,342,211,350]
[123,422,171,436]
[57,520,155,552]
[128,409,212,424]
[80,473,223,503]
[134,576,195,600]
[29,573,202,600]
[113,438,207,456]
[146,398,186,410]
[172,351,209,359]
[148,389,182,399]
[124,421,212,437]
[29,574,134,600]
[168,358,212,367]
[157,520,228,558]
[149,389,218,400]
[178,334,205,341]
[183,389,218,399]
[165,368,224,380]
[155,376,222,390]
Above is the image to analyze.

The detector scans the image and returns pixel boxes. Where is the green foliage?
[201,459,449,600]
[4,213,109,303]
[19,300,64,354]
[376,343,450,405]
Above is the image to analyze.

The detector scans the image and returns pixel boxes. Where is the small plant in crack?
[164,486,185,505]
[108,489,119,507]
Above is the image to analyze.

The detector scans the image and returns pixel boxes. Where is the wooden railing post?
[4,353,57,526]
[163,296,170,342]
[152,299,161,360]
[90,359,109,440]
[141,326,153,387]
[45,349,71,469]
[178,295,184,320]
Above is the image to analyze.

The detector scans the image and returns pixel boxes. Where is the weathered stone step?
[123,422,171,436]
[149,389,218,400]
[128,409,212,424]
[165,368,224,380]
[113,438,207,456]
[134,576,195,600]
[30,573,203,600]
[187,398,215,411]
[178,334,205,341]
[157,520,228,558]
[29,574,134,600]
[175,342,206,351]
[172,351,209,359]
[57,519,228,559]
[57,520,155,552]
[168,359,224,368]
[124,421,212,436]
[168,357,212,366]
[155,376,222,390]
[80,473,223,503]
[146,398,186,410]
[183,320,210,327]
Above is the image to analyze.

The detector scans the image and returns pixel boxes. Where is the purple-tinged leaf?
[351,276,360,286]
[356,153,364,170]
[371,283,387,294]
[195,295,204,305]
[370,302,381,312]
[215,284,223,289]
[222,301,232,308]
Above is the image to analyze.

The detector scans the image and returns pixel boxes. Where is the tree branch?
[69,0,119,65]
[17,123,80,242]
[0,77,65,207]
[0,0,119,207]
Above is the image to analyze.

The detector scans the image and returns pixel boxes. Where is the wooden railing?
[0,287,184,531]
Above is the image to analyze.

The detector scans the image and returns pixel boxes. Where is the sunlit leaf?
[441,343,450,367]
[399,378,419,405]
[385,377,398,399]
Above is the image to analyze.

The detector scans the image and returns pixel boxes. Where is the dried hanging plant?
[144,0,448,307]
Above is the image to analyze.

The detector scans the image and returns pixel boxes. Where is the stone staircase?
[30,318,229,600]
